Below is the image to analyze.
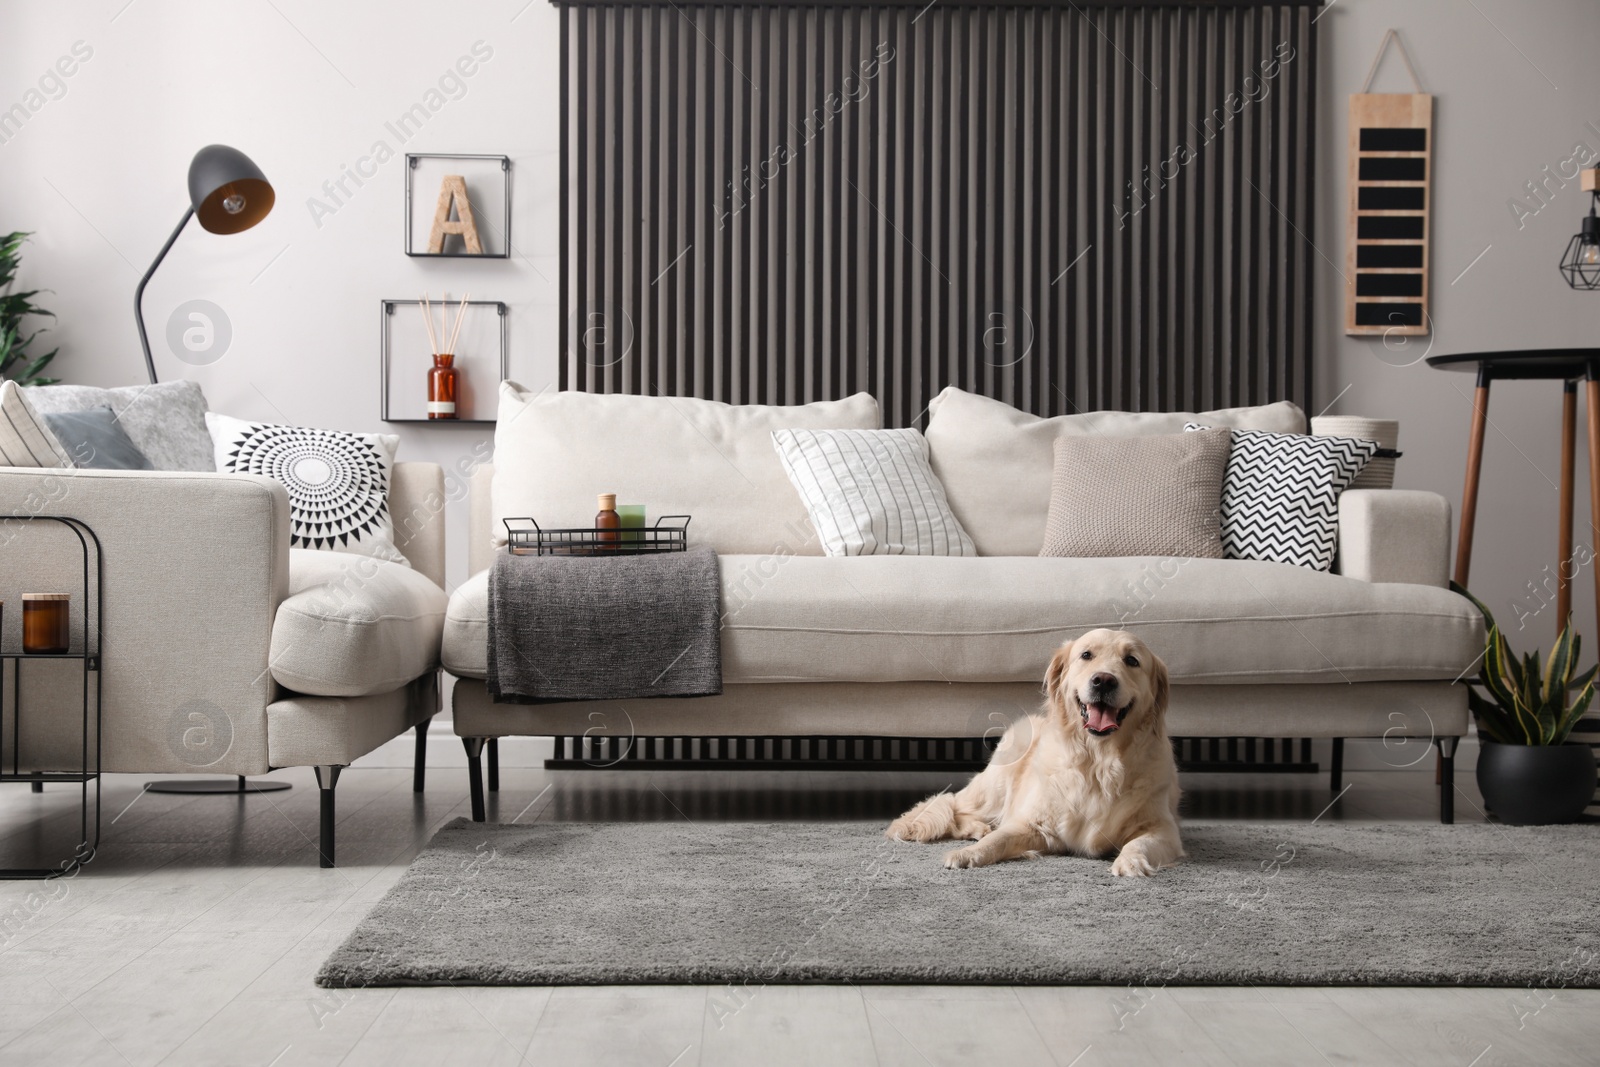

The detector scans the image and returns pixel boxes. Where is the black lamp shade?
[188,144,274,234]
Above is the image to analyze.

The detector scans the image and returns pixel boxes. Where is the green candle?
[618,504,645,544]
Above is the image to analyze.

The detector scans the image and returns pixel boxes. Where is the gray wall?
[1318,0,1600,651]
[3,0,1600,652]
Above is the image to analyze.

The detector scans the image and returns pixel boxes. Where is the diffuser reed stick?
[445,293,471,355]
[420,293,442,354]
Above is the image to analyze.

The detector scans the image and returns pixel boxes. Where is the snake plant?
[1452,582,1597,745]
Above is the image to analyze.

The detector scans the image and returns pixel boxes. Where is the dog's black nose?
[1090,672,1117,691]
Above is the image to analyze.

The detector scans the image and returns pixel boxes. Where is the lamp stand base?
[144,776,291,795]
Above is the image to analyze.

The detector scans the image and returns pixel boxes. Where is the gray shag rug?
[317,817,1600,988]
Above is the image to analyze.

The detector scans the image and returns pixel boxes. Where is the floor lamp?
[134,144,274,384]
[136,145,288,796]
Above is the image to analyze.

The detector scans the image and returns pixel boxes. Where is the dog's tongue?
[1084,702,1120,733]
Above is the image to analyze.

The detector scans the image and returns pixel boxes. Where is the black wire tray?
[503,515,691,557]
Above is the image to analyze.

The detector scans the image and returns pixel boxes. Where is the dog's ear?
[1148,652,1170,718]
[1044,638,1075,702]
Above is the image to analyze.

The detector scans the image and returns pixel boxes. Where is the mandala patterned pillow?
[1184,423,1376,571]
[206,413,409,567]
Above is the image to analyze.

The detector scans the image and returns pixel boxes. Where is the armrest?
[468,462,495,578]
[0,467,291,775]
[389,462,447,588]
[1337,489,1451,587]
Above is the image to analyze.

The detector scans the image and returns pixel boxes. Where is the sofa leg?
[314,765,343,868]
[463,738,487,822]
[1437,737,1458,824]
[488,738,500,792]
[1329,738,1344,792]
[413,716,433,794]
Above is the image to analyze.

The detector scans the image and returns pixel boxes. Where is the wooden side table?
[1427,349,1600,626]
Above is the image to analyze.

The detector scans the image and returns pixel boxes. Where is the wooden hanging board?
[1345,30,1432,336]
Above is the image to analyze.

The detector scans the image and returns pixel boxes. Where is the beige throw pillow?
[925,386,1306,556]
[1039,428,1232,559]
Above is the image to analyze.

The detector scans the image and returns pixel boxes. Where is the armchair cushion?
[271,549,446,698]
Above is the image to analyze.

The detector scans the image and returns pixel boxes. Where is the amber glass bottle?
[427,353,458,420]
[595,493,621,550]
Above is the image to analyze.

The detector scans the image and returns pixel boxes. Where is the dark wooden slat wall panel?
[559,2,1318,425]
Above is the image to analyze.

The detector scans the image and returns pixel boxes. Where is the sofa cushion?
[925,387,1307,556]
[1041,429,1230,559]
[492,383,881,557]
[443,555,1481,686]
[1188,423,1377,571]
[208,413,411,567]
[272,549,446,698]
[41,406,154,470]
[24,379,214,471]
[772,427,975,556]
[1,380,73,468]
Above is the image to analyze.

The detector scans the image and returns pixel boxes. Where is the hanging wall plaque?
[1346,31,1433,336]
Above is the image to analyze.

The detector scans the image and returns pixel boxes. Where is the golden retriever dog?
[887,628,1183,877]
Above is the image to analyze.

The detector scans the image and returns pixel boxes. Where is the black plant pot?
[1476,742,1597,825]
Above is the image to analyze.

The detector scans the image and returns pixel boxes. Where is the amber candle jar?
[22,594,70,654]
[427,353,459,420]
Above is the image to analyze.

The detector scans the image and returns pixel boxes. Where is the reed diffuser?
[420,292,470,420]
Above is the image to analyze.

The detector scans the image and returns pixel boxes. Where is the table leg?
[1559,381,1577,629]
[1454,374,1492,588]
[1587,375,1600,623]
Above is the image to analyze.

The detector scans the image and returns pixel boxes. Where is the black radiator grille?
[557,0,1320,425]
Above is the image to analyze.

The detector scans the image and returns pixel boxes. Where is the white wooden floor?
[0,731,1594,1067]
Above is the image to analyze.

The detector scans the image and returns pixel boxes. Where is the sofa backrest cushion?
[492,383,882,556]
[924,386,1306,556]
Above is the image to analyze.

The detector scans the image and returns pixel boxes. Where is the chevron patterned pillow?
[1184,424,1377,570]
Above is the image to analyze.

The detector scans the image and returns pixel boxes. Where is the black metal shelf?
[404,153,512,259]
[380,299,508,424]
[1,516,102,879]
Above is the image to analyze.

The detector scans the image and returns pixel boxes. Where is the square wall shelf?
[380,299,507,424]
[405,153,512,258]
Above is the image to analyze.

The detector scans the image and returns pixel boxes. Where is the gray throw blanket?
[487,545,722,703]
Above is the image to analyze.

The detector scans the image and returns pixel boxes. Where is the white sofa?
[442,386,1483,822]
[0,462,448,866]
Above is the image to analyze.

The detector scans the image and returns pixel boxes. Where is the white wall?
[4,0,1600,653]
[0,0,563,591]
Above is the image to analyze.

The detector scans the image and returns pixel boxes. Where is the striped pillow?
[772,427,976,556]
[0,380,72,468]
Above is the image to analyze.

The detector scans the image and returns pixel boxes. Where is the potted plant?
[0,231,59,385]
[1454,583,1598,825]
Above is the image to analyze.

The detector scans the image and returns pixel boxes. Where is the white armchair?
[0,461,448,866]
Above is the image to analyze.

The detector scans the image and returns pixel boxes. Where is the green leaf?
[1451,581,1497,634]
[1552,680,1597,745]
[1545,621,1576,699]
[1468,688,1512,743]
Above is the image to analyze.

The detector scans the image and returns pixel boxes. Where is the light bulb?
[221,188,246,215]
[1584,242,1600,267]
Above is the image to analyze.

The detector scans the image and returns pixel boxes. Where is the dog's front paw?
[943,846,985,869]
[1111,851,1156,877]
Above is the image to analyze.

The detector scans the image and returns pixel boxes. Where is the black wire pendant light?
[1560,168,1600,291]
